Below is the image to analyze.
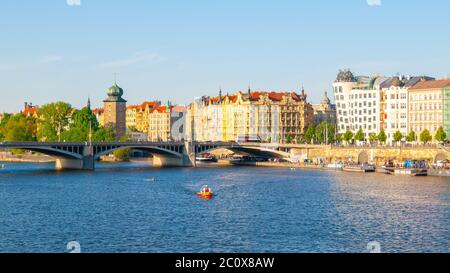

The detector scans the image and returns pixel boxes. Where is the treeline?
[339,127,447,144]
[288,121,447,145]
[0,102,115,142]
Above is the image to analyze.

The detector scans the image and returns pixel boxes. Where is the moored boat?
[343,163,376,173]
[327,162,344,171]
[196,153,218,163]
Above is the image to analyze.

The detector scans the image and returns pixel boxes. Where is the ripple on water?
[0,162,448,253]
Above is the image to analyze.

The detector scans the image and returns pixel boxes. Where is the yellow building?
[149,105,171,142]
[126,101,160,133]
[409,79,450,141]
[148,104,186,142]
[125,105,139,130]
[187,89,314,143]
[93,108,104,127]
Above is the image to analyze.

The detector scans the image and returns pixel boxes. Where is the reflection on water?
[0,162,448,253]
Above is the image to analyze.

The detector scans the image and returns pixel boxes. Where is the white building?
[380,76,426,143]
[333,70,387,139]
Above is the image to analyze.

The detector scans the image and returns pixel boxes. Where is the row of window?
[339,110,377,116]
[410,113,443,121]
[409,103,442,111]
[386,123,407,129]
[339,124,377,131]
[410,94,442,101]
[389,103,407,110]
[339,116,377,123]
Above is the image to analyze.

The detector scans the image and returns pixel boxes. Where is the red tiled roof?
[152,106,170,113]
[141,101,159,108]
[23,107,38,116]
[410,79,450,90]
[92,108,104,114]
[126,105,140,110]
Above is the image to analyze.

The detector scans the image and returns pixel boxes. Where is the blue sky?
[1,0,449,112]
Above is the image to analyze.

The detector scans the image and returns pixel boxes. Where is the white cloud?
[367,0,381,6]
[100,52,161,69]
[66,0,81,6]
[0,55,64,72]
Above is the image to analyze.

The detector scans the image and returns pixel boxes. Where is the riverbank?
[226,160,450,177]
[0,152,54,163]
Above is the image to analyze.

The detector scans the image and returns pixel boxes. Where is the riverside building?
[186,89,313,143]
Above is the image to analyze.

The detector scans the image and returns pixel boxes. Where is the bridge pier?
[55,146,95,171]
[152,154,193,167]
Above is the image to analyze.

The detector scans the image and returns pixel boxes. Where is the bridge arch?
[196,145,291,160]
[93,145,183,160]
[1,146,83,160]
[358,151,369,164]
[434,152,448,163]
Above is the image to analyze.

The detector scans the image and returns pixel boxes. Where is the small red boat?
[197,185,214,200]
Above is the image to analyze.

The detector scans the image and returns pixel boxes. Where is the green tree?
[393,130,403,142]
[0,113,12,141]
[127,126,138,133]
[354,128,365,142]
[377,130,387,143]
[420,129,432,144]
[37,102,72,141]
[93,125,116,142]
[343,130,353,143]
[369,133,377,143]
[113,148,132,161]
[304,125,315,144]
[315,122,336,144]
[434,126,447,142]
[1,114,36,142]
[62,107,99,142]
[113,134,132,160]
[406,131,416,142]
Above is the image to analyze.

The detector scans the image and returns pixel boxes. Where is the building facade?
[103,83,127,140]
[380,76,430,143]
[408,79,450,141]
[93,108,104,127]
[333,70,386,139]
[148,104,186,142]
[149,105,171,142]
[126,101,160,133]
[187,89,313,143]
[312,92,336,125]
[22,102,39,118]
[444,85,450,137]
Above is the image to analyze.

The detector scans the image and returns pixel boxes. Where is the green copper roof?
[104,83,127,102]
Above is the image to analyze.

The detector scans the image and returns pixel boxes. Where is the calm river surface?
[0,161,448,253]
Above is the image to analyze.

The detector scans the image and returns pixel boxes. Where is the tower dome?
[107,83,124,97]
[321,91,331,105]
[104,82,127,103]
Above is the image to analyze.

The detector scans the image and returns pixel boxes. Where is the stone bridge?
[0,141,293,170]
[2,142,448,170]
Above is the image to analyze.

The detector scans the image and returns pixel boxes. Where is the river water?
[0,161,448,253]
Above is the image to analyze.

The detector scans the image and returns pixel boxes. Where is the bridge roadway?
[0,141,294,170]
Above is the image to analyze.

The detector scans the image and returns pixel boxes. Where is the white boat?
[327,163,344,170]
[0,164,5,169]
[196,153,218,162]
[394,168,428,176]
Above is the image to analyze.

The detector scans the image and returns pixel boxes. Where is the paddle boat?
[197,185,214,200]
